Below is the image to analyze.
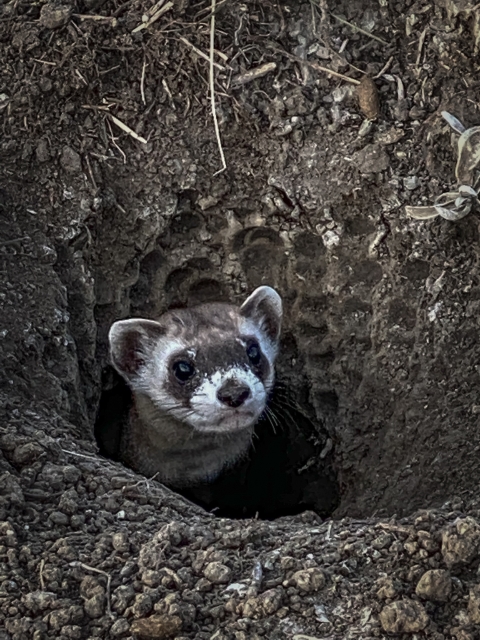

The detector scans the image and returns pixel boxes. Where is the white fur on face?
[188,367,267,433]
[238,317,277,392]
[134,338,186,416]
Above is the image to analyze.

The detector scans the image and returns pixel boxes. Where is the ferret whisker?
[264,407,278,435]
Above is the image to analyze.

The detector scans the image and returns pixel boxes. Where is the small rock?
[376,576,399,600]
[110,617,130,637]
[60,626,82,640]
[203,562,232,584]
[39,3,72,29]
[131,614,182,639]
[112,532,130,552]
[50,511,69,526]
[404,176,419,190]
[468,584,480,624]
[352,143,390,173]
[112,585,135,614]
[36,138,51,163]
[197,195,219,210]
[451,627,476,640]
[141,570,162,588]
[12,442,44,466]
[0,473,24,505]
[379,599,429,634]
[60,146,82,173]
[442,517,480,568]
[132,593,153,617]
[23,590,57,613]
[416,569,452,602]
[290,568,325,592]
[242,588,283,619]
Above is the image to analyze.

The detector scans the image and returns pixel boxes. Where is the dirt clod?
[131,614,182,639]
[289,568,326,592]
[379,599,430,634]
[352,143,390,174]
[39,3,72,29]
[467,584,480,624]
[415,569,452,602]
[203,561,232,584]
[441,517,480,568]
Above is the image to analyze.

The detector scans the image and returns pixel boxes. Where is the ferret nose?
[217,380,251,408]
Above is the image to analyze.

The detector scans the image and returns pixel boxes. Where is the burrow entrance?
[94,357,340,520]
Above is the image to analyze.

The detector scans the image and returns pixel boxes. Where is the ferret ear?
[240,286,283,342]
[109,319,166,383]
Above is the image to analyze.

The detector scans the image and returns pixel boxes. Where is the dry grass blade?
[110,114,147,145]
[209,0,226,175]
[331,12,389,45]
[179,36,226,71]
[132,0,173,33]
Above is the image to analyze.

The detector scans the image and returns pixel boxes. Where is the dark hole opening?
[95,368,340,520]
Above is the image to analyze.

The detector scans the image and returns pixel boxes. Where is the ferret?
[108,286,282,487]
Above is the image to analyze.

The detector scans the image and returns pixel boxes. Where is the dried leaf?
[456,126,480,185]
[434,203,471,220]
[441,111,466,135]
[405,205,439,220]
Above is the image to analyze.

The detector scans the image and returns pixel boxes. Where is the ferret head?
[109,286,282,434]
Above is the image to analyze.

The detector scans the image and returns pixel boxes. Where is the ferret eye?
[246,341,261,366]
[172,360,195,382]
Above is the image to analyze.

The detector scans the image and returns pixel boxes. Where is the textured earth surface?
[3,0,480,637]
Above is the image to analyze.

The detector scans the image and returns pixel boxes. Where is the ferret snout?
[217,378,251,408]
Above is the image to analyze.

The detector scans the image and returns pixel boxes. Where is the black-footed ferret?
[108,286,282,487]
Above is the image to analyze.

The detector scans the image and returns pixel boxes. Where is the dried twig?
[375,55,394,79]
[31,58,56,66]
[266,43,360,85]
[110,114,147,145]
[107,118,127,164]
[415,27,428,70]
[309,60,360,84]
[141,58,147,105]
[132,0,173,33]
[179,35,226,71]
[0,236,30,247]
[73,14,118,23]
[232,62,277,87]
[331,12,389,45]
[61,448,100,462]
[84,154,97,190]
[209,0,226,175]
[39,559,45,590]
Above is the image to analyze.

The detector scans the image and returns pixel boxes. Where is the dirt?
[3,0,480,637]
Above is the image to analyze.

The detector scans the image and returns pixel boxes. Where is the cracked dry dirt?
[3,0,480,638]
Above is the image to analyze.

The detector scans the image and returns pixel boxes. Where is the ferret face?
[109,286,282,434]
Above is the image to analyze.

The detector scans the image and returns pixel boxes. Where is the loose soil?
[3,0,480,638]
